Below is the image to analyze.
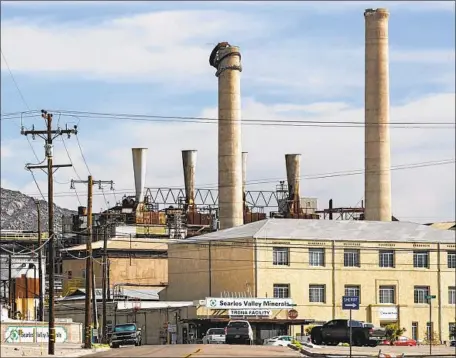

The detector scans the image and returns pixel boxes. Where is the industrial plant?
[1,7,455,351]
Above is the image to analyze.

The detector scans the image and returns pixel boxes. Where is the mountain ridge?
[1,187,75,232]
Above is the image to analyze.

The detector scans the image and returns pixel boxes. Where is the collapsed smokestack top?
[182,150,197,209]
[132,148,148,204]
[209,42,242,77]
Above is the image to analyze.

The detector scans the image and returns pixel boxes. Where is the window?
[379,250,395,268]
[413,251,429,268]
[67,271,72,279]
[449,322,455,340]
[273,284,290,298]
[449,286,456,305]
[82,269,86,279]
[309,248,325,267]
[448,251,456,269]
[426,322,433,342]
[309,285,326,303]
[379,285,395,304]
[412,322,418,341]
[344,249,360,267]
[414,286,430,304]
[345,285,361,303]
[273,247,290,266]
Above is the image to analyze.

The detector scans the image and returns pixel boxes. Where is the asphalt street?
[87,344,301,357]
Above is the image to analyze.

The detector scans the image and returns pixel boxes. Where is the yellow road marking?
[184,348,201,358]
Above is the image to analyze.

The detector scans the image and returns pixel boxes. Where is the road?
[87,344,301,357]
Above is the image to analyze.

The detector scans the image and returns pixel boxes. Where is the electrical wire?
[1,109,454,128]
[22,158,456,198]
[60,136,83,206]
[74,133,92,176]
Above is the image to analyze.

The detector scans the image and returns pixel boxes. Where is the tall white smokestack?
[132,148,147,203]
[364,8,392,221]
[182,150,197,209]
[209,42,243,229]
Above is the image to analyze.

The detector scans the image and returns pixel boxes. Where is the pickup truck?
[310,319,385,347]
[202,328,226,344]
[110,323,142,348]
[225,320,254,345]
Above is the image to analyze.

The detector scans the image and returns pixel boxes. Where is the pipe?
[364,8,392,221]
[182,150,197,210]
[210,42,243,229]
[131,148,148,203]
[285,154,301,214]
[242,152,248,216]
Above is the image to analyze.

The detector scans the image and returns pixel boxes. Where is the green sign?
[425,295,436,299]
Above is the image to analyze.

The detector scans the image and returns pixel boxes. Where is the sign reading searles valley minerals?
[206,297,294,309]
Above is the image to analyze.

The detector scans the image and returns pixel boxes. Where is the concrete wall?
[165,239,255,300]
[62,257,168,295]
[0,320,82,344]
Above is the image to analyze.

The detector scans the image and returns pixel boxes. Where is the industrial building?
[61,238,168,296]
[164,219,456,344]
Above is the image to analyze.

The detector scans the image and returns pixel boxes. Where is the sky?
[1,0,455,224]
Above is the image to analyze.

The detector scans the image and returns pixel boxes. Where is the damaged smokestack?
[285,154,301,214]
[209,42,243,229]
[364,8,392,221]
[132,148,148,203]
[182,150,197,210]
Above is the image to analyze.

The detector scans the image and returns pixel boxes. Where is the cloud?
[2,92,454,223]
[1,9,453,99]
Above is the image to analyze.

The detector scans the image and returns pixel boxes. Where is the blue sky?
[1,1,455,223]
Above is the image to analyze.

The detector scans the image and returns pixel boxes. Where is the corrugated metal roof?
[66,237,168,251]
[177,219,455,244]
[56,287,165,301]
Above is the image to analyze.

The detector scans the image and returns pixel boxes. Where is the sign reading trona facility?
[205,297,294,309]
[229,309,272,317]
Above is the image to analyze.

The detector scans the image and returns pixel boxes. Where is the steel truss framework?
[143,187,281,209]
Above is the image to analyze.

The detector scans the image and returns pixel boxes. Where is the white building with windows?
[164,219,456,343]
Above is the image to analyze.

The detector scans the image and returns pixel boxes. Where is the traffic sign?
[342,296,360,310]
[425,295,436,299]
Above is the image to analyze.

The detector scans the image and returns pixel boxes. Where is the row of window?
[272,284,456,305]
[273,247,456,269]
[412,322,455,341]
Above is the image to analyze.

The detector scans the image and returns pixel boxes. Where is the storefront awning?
[182,317,315,325]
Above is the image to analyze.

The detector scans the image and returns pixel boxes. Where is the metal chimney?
[209,42,243,229]
[285,154,301,214]
[182,150,197,210]
[132,148,147,203]
[364,8,392,221]
[242,152,248,194]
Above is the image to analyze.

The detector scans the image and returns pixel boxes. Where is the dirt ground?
[0,343,109,357]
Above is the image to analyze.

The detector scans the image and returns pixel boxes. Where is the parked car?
[310,319,385,347]
[450,339,455,347]
[110,323,142,348]
[393,336,417,346]
[202,328,226,344]
[225,320,254,345]
[263,335,294,346]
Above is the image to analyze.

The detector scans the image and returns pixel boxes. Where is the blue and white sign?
[342,296,360,310]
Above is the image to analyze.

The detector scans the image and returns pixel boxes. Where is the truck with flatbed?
[310,319,385,347]
[110,323,142,348]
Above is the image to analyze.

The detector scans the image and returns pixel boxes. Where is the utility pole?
[35,199,44,322]
[22,110,76,355]
[102,223,108,343]
[71,177,114,348]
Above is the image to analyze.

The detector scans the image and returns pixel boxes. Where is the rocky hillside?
[0,188,75,232]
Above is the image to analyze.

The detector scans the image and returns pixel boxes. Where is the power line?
[22,158,455,198]
[1,109,454,128]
